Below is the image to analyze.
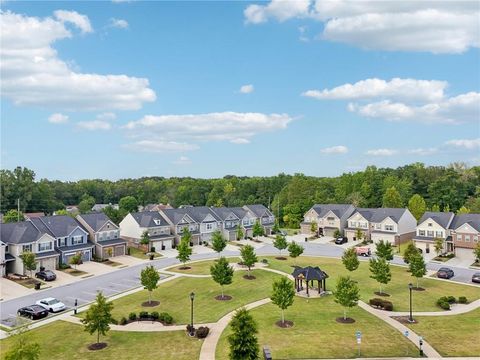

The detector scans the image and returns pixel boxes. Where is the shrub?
[128,312,137,321]
[458,296,468,304]
[120,317,128,325]
[196,326,210,339]
[447,296,456,304]
[151,311,159,320]
[369,298,383,307]
[436,298,450,310]
[159,312,173,324]
[110,318,118,325]
[186,324,195,334]
[150,246,156,253]
[261,258,268,264]
[59,263,70,270]
[382,300,393,311]
[369,298,393,311]
[139,311,149,319]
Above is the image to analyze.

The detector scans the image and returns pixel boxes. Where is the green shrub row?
[121,311,173,325]
[436,296,468,310]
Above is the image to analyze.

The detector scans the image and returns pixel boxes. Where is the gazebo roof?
[292,266,328,281]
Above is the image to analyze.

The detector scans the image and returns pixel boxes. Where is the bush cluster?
[458,296,468,304]
[128,312,137,321]
[120,316,128,325]
[436,295,468,310]
[369,298,393,311]
[195,326,210,339]
[123,311,173,324]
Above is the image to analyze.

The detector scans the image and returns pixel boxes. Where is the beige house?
[413,212,455,255]
[301,204,356,237]
[369,208,417,245]
[450,214,480,262]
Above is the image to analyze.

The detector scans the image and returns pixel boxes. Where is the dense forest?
[1,163,479,227]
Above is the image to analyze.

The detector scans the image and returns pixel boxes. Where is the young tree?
[228,308,259,360]
[369,257,391,295]
[408,194,426,221]
[434,237,444,256]
[140,265,160,305]
[272,222,280,234]
[270,277,295,326]
[382,186,403,208]
[211,230,227,256]
[409,252,427,288]
[181,227,192,245]
[273,234,288,258]
[236,224,244,240]
[355,228,363,242]
[69,252,83,270]
[474,242,480,264]
[176,237,192,269]
[81,292,114,347]
[3,209,25,223]
[333,228,342,239]
[334,276,360,321]
[21,251,36,278]
[210,257,234,299]
[376,240,394,261]
[118,196,138,213]
[456,206,470,214]
[342,247,359,272]
[140,230,150,253]
[4,333,40,360]
[403,242,420,264]
[288,242,304,264]
[310,221,318,235]
[240,245,257,278]
[252,220,264,240]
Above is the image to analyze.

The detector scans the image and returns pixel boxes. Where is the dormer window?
[154,219,161,225]
[428,223,432,227]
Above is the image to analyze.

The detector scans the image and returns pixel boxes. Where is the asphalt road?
[2,242,478,327]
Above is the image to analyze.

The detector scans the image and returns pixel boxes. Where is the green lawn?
[405,307,480,357]
[102,269,281,324]
[265,256,480,311]
[280,228,300,236]
[0,321,201,360]
[216,297,419,359]
[127,247,161,260]
[166,257,240,275]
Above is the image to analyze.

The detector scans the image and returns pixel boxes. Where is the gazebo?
[292,266,329,297]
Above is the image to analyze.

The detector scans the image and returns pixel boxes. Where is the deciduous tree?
[69,252,83,270]
[342,247,359,272]
[4,332,40,360]
[376,240,394,261]
[334,276,360,321]
[211,230,227,256]
[408,194,426,221]
[369,257,391,295]
[81,292,114,347]
[3,209,25,223]
[273,234,288,258]
[434,238,444,257]
[140,265,160,305]
[21,251,36,278]
[252,220,264,239]
[210,257,234,299]
[409,252,427,288]
[270,277,295,326]
[382,186,403,208]
[240,245,257,278]
[176,236,192,268]
[288,242,304,264]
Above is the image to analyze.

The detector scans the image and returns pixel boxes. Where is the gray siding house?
[159,208,201,245]
[243,204,275,235]
[211,207,241,241]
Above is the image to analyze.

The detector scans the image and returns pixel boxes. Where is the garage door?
[37,257,57,271]
[371,233,395,244]
[81,250,91,261]
[163,240,172,250]
[114,246,125,256]
[455,247,474,262]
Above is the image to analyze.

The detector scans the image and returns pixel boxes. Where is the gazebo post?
[318,280,321,294]
[306,280,309,297]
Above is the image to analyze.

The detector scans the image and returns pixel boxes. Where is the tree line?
[1,162,479,227]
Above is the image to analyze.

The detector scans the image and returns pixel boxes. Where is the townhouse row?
[119,204,275,250]
[300,204,480,259]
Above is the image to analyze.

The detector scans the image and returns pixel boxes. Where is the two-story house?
[412,212,455,255]
[301,204,356,237]
[344,208,377,242]
[183,206,222,243]
[230,207,257,238]
[120,211,176,250]
[0,221,59,275]
[30,215,93,264]
[450,214,480,261]
[368,208,417,245]
[243,204,275,235]
[76,213,127,259]
[211,207,241,241]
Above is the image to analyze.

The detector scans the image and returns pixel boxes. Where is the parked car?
[280,230,288,236]
[472,272,480,284]
[35,270,56,281]
[17,305,49,320]
[334,237,348,245]
[437,267,455,279]
[355,247,371,257]
[35,297,66,313]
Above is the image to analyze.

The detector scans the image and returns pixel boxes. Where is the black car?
[17,305,49,320]
[334,237,347,245]
[35,270,56,281]
[472,272,480,284]
[437,267,455,279]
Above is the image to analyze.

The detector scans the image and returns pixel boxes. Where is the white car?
[35,297,66,313]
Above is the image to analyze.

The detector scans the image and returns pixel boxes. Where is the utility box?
[263,346,272,360]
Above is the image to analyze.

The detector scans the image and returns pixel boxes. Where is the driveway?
[0,278,34,301]
[113,255,147,266]
[74,261,117,276]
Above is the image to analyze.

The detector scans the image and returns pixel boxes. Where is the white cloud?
[77,120,112,131]
[97,112,116,120]
[365,148,398,156]
[124,140,199,153]
[245,1,480,53]
[48,113,69,124]
[445,138,480,150]
[53,10,93,34]
[303,78,447,102]
[320,145,348,154]
[110,18,129,29]
[407,147,438,156]
[0,11,156,111]
[239,84,254,94]
[123,112,293,152]
[173,156,192,165]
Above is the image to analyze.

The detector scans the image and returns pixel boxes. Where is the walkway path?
[388,298,480,317]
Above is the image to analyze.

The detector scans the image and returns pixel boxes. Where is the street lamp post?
[408,283,414,323]
[189,292,195,336]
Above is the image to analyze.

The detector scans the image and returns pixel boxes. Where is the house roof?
[292,266,329,281]
[229,207,248,219]
[450,214,480,232]
[243,204,272,217]
[369,208,407,223]
[418,211,455,229]
[131,211,170,227]
[78,212,116,232]
[32,215,86,237]
[96,238,127,246]
[142,203,173,212]
[311,204,353,218]
[185,206,221,222]
[210,207,239,221]
[0,221,47,244]
[161,208,193,225]
[57,241,95,253]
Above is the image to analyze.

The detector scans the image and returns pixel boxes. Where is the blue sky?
[1,1,479,180]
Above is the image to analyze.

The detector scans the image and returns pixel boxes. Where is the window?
[72,236,83,245]
[375,224,381,230]
[206,223,213,230]
[435,231,443,238]
[428,223,433,227]
[22,244,32,252]
[465,235,471,242]
[5,245,8,252]
[38,242,52,252]
[385,225,394,231]
[243,219,248,225]
[58,237,67,247]
[427,231,434,237]
[327,217,335,221]
[457,235,462,242]
[419,230,426,236]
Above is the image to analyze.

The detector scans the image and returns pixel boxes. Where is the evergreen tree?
[342,247,359,272]
[240,245,257,278]
[140,265,160,304]
[376,240,394,261]
[382,186,403,208]
[211,230,227,256]
[369,257,391,295]
[210,257,234,299]
[81,292,114,346]
[409,252,427,288]
[408,194,426,221]
[270,277,295,326]
[273,234,288,258]
[228,308,259,360]
[334,276,360,321]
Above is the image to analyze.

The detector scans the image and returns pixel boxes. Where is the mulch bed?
[178,266,191,270]
[275,257,287,260]
[275,320,294,328]
[412,287,425,291]
[215,295,232,301]
[374,292,391,297]
[88,342,107,351]
[141,300,160,307]
[243,274,256,280]
[336,317,356,324]
[392,316,418,324]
